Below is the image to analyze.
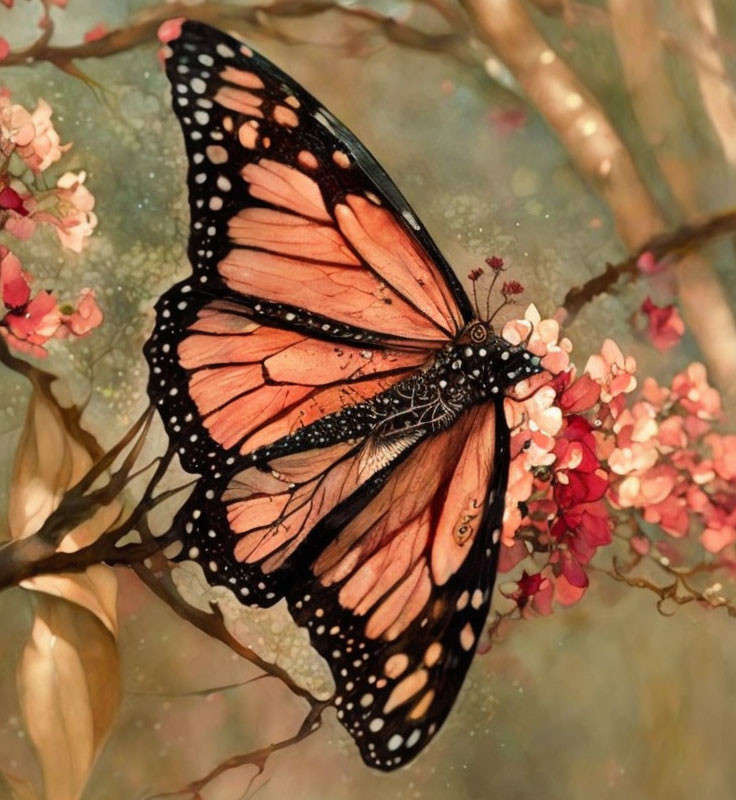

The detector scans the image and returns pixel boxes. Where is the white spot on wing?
[402,209,420,231]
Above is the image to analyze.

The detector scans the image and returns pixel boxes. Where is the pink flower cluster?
[0,90,102,357]
[498,304,733,615]
[1,89,97,251]
[1,247,102,357]
[610,365,733,557]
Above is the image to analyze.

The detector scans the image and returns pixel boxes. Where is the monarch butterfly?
[145,19,543,770]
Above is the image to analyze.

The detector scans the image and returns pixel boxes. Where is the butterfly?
[145,19,543,770]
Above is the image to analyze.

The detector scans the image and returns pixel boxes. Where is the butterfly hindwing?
[288,402,508,769]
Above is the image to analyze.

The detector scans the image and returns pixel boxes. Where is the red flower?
[502,280,524,296]
[4,289,58,338]
[0,248,61,356]
[554,469,609,508]
[467,268,483,282]
[1,247,31,309]
[551,501,612,587]
[559,374,601,414]
[0,36,9,61]
[553,416,599,474]
[506,570,546,608]
[641,297,685,351]
[0,185,29,216]
[485,255,505,272]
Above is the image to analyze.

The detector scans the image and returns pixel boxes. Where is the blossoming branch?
[0,88,102,355]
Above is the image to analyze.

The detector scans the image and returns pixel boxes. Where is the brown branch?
[561,208,736,322]
[590,559,736,618]
[0,0,481,71]
[131,522,331,799]
[0,463,187,591]
[0,419,187,592]
[146,701,328,800]
[677,0,736,166]
[461,0,665,248]
[133,544,325,705]
[607,0,736,403]
[462,0,736,400]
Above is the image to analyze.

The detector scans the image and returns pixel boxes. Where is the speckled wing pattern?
[145,20,508,770]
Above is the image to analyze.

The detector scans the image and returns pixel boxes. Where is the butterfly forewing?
[145,19,519,771]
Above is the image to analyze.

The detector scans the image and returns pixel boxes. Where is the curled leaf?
[9,385,121,799]
[17,596,120,800]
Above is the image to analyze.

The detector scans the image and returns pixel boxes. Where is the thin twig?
[561,208,736,322]
[0,0,480,70]
[145,701,328,800]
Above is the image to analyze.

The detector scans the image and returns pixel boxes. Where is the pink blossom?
[83,23,109,43]
[0,37,9,61]
[59,288,103,337]
[505,383,562,438]
[584,338,637,402]
[553,573,587,606]
[559,373,600,414]
[615,464,678,508]
[701,524,736,554]
[636,250,665,275]
[644,495,689,537]
[641,377,669,410]
[608,442,659,476]
[1,247,31,308]
[497,537,528,573]
[671,362,721,420]
[0,97,36,152]
[502,303,572,375]
[53,170,97,251]
[2,288,60,357]
[496,304,734,620]
[707,434,736,481]
[0,97,68,173]
[657,415,687,451]
[0,250,102,356]
[158,18,186,44]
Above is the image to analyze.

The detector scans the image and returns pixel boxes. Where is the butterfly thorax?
[368,331,542,436]
[251,331,542,465]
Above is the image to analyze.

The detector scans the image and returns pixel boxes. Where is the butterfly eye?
[469,323,487,343]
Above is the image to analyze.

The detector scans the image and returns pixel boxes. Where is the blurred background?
[1,1,736,798]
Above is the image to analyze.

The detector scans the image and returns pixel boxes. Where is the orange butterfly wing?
[287,403,508,769]
[144,20,532,771]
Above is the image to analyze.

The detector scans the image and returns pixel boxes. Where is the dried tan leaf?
[17,595,121,800]
[9,388,121,629]
[9,386,122,800]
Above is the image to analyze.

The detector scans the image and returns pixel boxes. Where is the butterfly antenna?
[483,256,506,321]
[467,268,484,318]
[489,278,525,325]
